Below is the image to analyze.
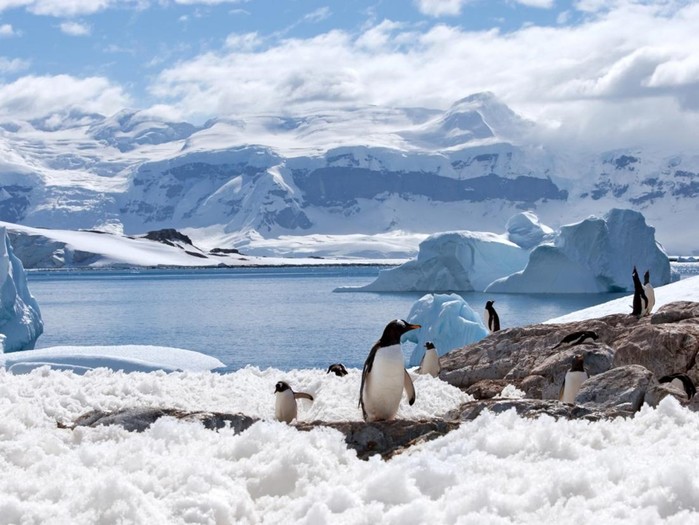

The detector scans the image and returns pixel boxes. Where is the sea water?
[27,266,624,371]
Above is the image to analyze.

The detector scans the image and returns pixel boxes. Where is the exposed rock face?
[441,301,699,408]
[574,365,654,411]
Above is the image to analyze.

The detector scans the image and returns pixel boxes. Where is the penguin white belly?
[561,371,588,404]
[643,284,655,315]
[483,309,490,331]
[420,349,441,377]
[275,390,297,423]
[363,344,406,421]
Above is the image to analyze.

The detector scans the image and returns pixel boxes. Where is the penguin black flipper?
[631,266,648,316]
[358,342,380,414]
[558,378,566,401]
[293,392,314,402]
[403,369,416,405]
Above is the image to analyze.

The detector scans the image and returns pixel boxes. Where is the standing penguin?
[359,319,420,422]
[484,300,500,333]
[417,341,441,378]
[274,381,314,423]
[631,266,648,317]
[559,354,588,404]
[642,270,655,316]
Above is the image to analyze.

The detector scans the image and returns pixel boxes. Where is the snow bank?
[0,345,225,373]
[1,367,699,523]
[488,209,671,293]
[336,230,529,292]
[546,274,699,323]
[0,226,43,352]
[403,294,488,367]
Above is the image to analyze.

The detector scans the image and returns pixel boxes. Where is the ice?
[403,293,488,367]
[0,226,43,352]
[336,230,529,292]
[488,209,671,293]
[506,211,554,249]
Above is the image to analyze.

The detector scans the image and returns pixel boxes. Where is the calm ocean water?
[27,266,625,371]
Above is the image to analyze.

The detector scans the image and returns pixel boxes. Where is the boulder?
[575,365,654,411]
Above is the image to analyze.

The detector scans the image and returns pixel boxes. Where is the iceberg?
[0,226,43,352]
[487,209,671,293]
[336,230,529,292]
[404,294,488,367]
[506,211,554,249]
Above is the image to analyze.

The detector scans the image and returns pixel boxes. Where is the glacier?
[0,226,43,352]
[487,209,671,293]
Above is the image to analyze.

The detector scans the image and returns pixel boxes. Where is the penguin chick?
[417,341,441,378]
[484,300,500,333]
[359,319,421,422]
[274,381,314,423]
[559,354,588,404]
[327,363,348,377]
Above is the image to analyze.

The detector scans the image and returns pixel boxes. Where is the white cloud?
[147,1,699,151]
[59,20,90,36]
[414,0,472,17]
[0,56,29,73]
[513,0,555,7]
[0,23,18,36]
[224,31,262,51]
[303,6,331,23]
[0,74,130,119]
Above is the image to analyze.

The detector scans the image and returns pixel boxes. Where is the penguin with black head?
[417,341,441,378]
[326,363,348,377]
[631,266,648,317]
[559,354,589,404]
[359,319,420,422]
[274,381,313,423]
[484,300,500,333]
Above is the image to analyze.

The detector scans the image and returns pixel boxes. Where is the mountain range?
[1,92,697,257]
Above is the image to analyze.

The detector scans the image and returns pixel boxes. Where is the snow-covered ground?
[2,276,699,523]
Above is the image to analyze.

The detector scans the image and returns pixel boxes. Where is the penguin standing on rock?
[417,341,441,378]
[327,363,348,377]
[274,381,314,423]
[559,354,589,404]
[631,266,648,317]
[359,319,420,422]
[642,270,655,316]
[484,300,500,333]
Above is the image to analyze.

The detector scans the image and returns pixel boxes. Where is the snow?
[0,226,43,352]
[2,271,699,521]
[336,230,529,292]
[546,274,699,323]
[487,209,672,293]
[0,345,225,373]
[403,294,488,367]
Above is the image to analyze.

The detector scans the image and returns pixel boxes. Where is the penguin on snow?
[359,319,420,422]
[327,363,348,377]
[274,381,314,423]
[552,330,599,349]
[642,270,655,316]
[417,341,441,378]
[484,300,500,333]
[631,266,648,317]
[559,354,588,404]
[659,373,696,400]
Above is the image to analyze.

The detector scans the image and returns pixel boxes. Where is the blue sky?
[1,1,699,150]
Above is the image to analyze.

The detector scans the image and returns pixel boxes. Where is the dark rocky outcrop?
[143,228,195,247]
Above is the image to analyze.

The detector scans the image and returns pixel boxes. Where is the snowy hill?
[1,92,697,256]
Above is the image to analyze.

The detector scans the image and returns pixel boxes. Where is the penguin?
[642,270,655,316]
[631,266,648,317]
[359,319,420,422]
[659,373,696,399]
[559,354,588,404]
[484,300,500,333]
[417,341,441,378]
[274,381,314,423]
[327,363,348,377]
[552,330,599,349]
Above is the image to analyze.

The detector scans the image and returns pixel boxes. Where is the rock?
[143,228,194,246]
[463,379,510,399]
[651,301,699,326]
[644,381,690,407]
[455,398,635,422]
[575,365,654,411]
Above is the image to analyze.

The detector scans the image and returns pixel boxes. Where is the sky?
[1,0,699,149]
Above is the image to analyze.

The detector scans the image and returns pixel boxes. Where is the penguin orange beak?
[407,323,421,330]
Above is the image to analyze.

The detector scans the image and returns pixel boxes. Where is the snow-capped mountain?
[0,92,697,256]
